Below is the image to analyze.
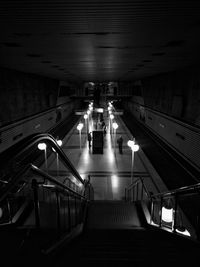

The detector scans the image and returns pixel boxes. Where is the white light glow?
[110,114,114,120]
[84,114,88,119]
[77,123,84,131]
[127,140,139,151]
[107,148,115,163]
[162,207,173,223]
[95,108,104,113]
[111,175,119,189]
[57,139,62,146]
[112,122,118,130]
[176,228,191,237]
[38,143,47,150]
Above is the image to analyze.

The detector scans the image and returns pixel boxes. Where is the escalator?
[0,133,89,266]
[0,133,200,266]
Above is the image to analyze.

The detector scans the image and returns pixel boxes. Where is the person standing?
[117,135,123,154]
[87,132,92,149]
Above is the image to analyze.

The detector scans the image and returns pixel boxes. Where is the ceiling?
[1,0,200,83]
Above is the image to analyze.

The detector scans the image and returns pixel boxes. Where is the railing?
[0,133,84,192]
[0,133,90,250]
[125,172,157,202]
[125,176,200,242]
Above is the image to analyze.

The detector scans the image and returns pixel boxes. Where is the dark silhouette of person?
[87,132,92,149]
[117,135,123,154]
[101,120,106,134]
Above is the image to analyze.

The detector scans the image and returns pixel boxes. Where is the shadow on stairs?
[48,200,200,266]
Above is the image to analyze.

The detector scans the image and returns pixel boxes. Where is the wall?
[121,65,200,127]
[0,67,82,153]
[0,100,79,154]
[125,101,200,172]
[0,67,59,127]
[122,64,200,172]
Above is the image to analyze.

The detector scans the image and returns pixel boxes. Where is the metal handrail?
[126,172,200,202]
[151,182,200,199]
[140,177,152,199]
[125,175,153,201]
[30,164,86,200]
[30,164,88,231]
[20,133,84,184]
[0,133,84,192]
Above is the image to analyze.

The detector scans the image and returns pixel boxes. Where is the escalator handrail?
[0,133,84,184]
[30,164,86,199]
[0,162,86,203]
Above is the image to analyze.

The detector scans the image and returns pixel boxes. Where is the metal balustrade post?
[141,183,143,200]
[159,197,163,228]
[56,190,61,236]
[140,177,143,201]
[67,193,71,232]
[74,196,77,226]
[77,197,81,223]
[150,198,154,224]
[7,199,12,223]
[173,194,178,233]
[32,179,40,229]
[197,205,200,241]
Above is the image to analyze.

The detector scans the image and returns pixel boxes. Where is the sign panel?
[75,110,85,115]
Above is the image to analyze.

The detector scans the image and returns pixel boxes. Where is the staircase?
[49,201,200,266]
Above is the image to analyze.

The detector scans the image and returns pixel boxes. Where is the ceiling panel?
[0,0,200,82]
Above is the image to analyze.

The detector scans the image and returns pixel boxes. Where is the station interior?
[1,1,200,266]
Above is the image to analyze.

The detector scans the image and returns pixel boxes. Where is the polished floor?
[49,108,168,200]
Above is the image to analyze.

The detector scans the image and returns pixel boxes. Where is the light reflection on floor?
[58,111,163,201]
[77,113,141,200]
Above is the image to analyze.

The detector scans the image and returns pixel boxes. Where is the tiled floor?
[49,109,168,200]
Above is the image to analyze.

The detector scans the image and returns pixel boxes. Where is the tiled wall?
[0,101,75,153]
[126,101,200,172]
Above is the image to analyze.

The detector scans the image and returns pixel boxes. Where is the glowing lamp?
[110,114,114,120]
[127,140,139,151]
[38,143,47,150]
[112,122,118,130]
[84,114,88,120]
[57,139,62,147]
[77,123,84,131]
[161,207,173,223]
